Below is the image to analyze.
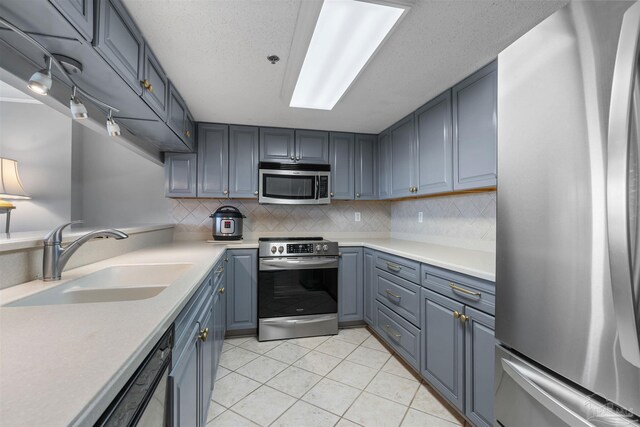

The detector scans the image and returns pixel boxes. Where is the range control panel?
[258,240,339,257]
[287,243,315,254]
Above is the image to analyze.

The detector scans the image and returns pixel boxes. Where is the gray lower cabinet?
[420,288,465,411]
[355,134,378,200]
[260,128,295,163]
[199,301,215,426]
[363,249,375,326]
[329,133,355,200]
[165,153,197,197]
[197,124,229,198]
[416,91,453,195]
[296,130,329,164]
[390,115,417,198]
[378,130,391,199]
[452,61,497,190]
[49,0,93,41]
[465,307,495,427]
[338,247,363,323]
[229,125,259,198]
[170,324,199,427]
[226,249,258,330]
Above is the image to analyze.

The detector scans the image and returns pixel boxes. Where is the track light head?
[69,87,88,119]
[28,56,52,95]
[106,110,121,137]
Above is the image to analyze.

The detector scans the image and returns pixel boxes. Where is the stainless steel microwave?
[258,162,331,205]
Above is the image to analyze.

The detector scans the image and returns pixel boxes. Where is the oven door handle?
[259,257,339,271]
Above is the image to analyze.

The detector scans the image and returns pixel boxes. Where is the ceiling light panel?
[290,0,405,110]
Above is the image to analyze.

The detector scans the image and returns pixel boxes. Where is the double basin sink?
[4,263,193,307]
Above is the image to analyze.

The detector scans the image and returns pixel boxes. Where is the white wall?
[71,122,171,227]
[0,101,72,232]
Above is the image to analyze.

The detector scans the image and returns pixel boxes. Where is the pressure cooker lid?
[210,205,245,218]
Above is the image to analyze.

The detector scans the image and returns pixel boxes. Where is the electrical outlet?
[355,212,361,222]
[418,211,423,223]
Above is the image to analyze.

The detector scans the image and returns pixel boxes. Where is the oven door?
[258,257,338,319]
[259,169,330,205]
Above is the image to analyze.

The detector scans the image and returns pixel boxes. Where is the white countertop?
[0,237,494,426]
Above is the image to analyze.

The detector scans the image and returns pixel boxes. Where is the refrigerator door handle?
[607,0,640,368]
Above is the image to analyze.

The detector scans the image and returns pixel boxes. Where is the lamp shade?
[0,158,30,199]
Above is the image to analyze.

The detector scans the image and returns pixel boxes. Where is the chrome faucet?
[43,221,128,281]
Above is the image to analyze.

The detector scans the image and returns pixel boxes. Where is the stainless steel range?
[258,237,339,341]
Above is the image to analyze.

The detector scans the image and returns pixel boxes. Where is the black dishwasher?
[96,326,173,427]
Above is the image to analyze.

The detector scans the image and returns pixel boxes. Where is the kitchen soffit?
[121,0,566,134]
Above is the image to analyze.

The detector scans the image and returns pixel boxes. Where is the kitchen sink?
[4,263,193,307]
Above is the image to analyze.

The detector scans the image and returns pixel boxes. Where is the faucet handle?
[44,221,84,244]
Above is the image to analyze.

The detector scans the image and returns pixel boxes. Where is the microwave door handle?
[315,176,319,200]
[607,0,640,368]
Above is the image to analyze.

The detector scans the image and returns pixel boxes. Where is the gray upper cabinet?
[49,0,93,41]
[229,125,259,198]
[416,91,453,195]
[378,130,391,199]
[421,288,465,412]
[329,132,355,200]
[465,307,495,427]
[390,115,416,198]
[141,45,168,120]
[296,130,329,164]
[197,124,229,198]
[338,248,364,323]
[363,249,375,326]
[260,128,295,163]
[227,249,258,331]
[95,0,144,95]
[167,82,194,150]
[452,61,497,190]
[355,134,378,200]
[165,153,196,197]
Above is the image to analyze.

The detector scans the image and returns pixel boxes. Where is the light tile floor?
[209,327,467,427]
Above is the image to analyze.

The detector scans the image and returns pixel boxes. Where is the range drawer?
[374,251,420,284]
[421,264,495,316]
[375,302,420,370]
[376,269,420,327]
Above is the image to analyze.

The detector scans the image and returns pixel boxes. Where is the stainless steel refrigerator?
[495,1,640,425]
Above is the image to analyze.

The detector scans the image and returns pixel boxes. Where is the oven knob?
[316,244,322,252]
[323,244,328,251]
[271,246,277,254]
[278,246,284,253]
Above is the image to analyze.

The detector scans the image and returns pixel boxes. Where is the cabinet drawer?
[213,258,226,288]
[375,269,420,327]
[374,252,420,284]
[375,302,420,370]
[422,264,495,316]
[174,293,213,363]
[175,276,213,345]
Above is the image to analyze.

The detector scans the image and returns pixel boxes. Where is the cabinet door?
[170,326,199,427]
[338,247,363,322]
[229,125,259,198]
[296,130,329,164]
[227,249,258,330]
[95,0,144,95]
[452,62,497,190]
[165,153,196,197]
[420,288,465,411]
[49,0,93,41]
[329,132,355,200]
[416,91,453,195]
[260,128,295,163]
[141,45,168,120]
[197,124,229,198]
[167,83,187,140]
[465,307,495,427]
[355,134,378,200]
[390,115,416,198]
[378,130,391,199]
[363,249,375,326]
[200,303,215,426]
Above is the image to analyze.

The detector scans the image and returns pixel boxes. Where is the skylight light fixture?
[290,0,405,110]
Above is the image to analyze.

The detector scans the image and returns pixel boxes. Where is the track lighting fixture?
[69,87,88,120]
[106,110,121,137]
[27,56,52,95]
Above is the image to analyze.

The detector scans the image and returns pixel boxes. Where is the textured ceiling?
[122,0,566,134]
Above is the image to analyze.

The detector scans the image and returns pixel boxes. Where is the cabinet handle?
[453,310,461,319]
[356,193,360,198]
[459,314,470,323]
[216,266,224,273]
[223,189,228,195]
[384,324,402,340]
[386,262,401,272]
[198,327,209,342]
[385,289,401,300]
[184,130,192,138]
[290,156,295,160]
[450,283,482,299]
[140,79,153,92]
[296,156,300,161]
[254,190,259,195]
[219,287,225,294]
[338,252,342,257]
[330,192,334,197]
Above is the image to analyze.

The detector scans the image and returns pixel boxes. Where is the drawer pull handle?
[384,324,402,340]
[216,266,224,273]
[198,327,209,342]
[459,314,470,323]
[385,289,401,300]
[453,310,461,319]
[450,283,481,299]
[386,262,402,272]
[219,287,225,294]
